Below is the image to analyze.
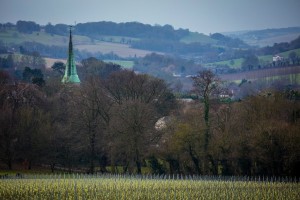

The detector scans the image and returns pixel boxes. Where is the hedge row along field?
[1,174,299,199]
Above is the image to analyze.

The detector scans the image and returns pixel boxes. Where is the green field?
[76,41,153,57]
[0,29,91,46]
[206,58,244,69]
[0,29,155,58]
[206,48,300,69]
[241,32,300,47]
[220,66,300,85]
[180,32,217,44]
[104,60,134,69]
[0,174,299,199]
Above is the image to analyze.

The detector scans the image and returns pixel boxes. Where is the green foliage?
[16,20,40,34]
[180,32,217,44]
[241,54,259,71]
[22,67,45,86]
[51,61,65,74]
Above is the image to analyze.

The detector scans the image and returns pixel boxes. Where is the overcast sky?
[0,0,300,34]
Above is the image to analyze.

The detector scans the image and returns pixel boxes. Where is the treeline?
[0,20,249,60]
[74,22,189,41]
[1,63,299,176]
[131,39,218,55]
[230,27,300,43]
[259,35,300,55]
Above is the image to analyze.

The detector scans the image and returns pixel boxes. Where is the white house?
[272,55,284,62]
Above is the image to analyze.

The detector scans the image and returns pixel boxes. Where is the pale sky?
[0,0,299,34]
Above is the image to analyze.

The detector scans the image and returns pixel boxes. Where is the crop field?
[0,174,299,200]
[76,41,154,58]
[206,48,300,69]
[220,66,300,84]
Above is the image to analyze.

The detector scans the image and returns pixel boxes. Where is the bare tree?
[71,76,111,174]
[191,70,221,149]
[0,83,43,169]
[105,70,176,173]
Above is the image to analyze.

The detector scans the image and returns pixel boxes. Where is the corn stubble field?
[0,174,299,200]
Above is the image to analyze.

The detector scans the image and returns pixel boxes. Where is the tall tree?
[241,54,259,71]
[71,76,111,174]
[192,70,221,139]
[191,70,221,173]
[105,70,176,173]
[0,83,43,169]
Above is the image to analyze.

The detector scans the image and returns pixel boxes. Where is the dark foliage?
[16,21,40,34]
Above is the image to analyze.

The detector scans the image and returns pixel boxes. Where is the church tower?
[62,26,80,83]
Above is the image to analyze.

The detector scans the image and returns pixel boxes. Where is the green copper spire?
[62,26,80,83]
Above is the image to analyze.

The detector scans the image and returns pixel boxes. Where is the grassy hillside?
[220,66,300,84]
[0,29,91,46]
[76,41,154,57]
[103,60,134,69]
[206,48,300,69]
[0,29,155,58]
[224,27,300,47]
[180,32,216,44]
[245,33,300,47]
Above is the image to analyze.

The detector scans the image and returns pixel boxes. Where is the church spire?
[62,26,80,83]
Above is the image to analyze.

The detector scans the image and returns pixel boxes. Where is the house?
[272,55,284,62]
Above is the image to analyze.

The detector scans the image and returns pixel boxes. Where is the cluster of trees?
[210,33,249,48]
[0,53,46,81]
[1,65,299,176]
[0,54,14,69]
[16,21,40,34]
[17,42,68,59]
[2,20,300,66]
[241,51,300,72]
[2,20,252,62]
[0,67,176,174]
[65,22,189,41]
[259,36,300,55]
[133,53,202,81]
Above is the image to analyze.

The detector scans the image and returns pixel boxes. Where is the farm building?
[272,55,284,62]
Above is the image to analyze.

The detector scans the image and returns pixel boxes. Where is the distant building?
[62,26,80,83]
[272,55,284,62]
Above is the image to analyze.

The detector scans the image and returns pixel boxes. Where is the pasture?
[206,48,300,69]
[103,60,134,69]
[0,174,299,200]
[75,41,154,58]
[0,29,156,58]
[180,32,217,44]
[0,29,91,46]
[220,66,300,84]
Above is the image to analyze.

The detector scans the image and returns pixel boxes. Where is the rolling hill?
[223,27,300,47]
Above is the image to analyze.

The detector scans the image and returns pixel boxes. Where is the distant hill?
[224,27,300,47]
[0,20,247,61]
[1,21,300,67]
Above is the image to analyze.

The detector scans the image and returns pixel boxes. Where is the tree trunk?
[89,132,95,174]
[5,138,12,170]
[204,96,210,151]
[135,148,142,174]
[50,163,55,173]
[99,155,108,173]
[188,145,201,174]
